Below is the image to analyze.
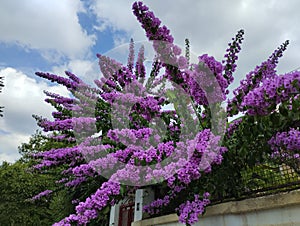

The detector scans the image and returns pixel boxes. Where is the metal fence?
[212,161,300,204]
[241,162,300,195]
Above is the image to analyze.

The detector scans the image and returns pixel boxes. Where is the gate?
[118,202,135,226]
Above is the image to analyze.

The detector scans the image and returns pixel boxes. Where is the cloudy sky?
[0,0,300,163]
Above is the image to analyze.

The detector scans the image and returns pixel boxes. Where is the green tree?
[17,130,75,224]
[0,161,55,225]
[17,129,108,225]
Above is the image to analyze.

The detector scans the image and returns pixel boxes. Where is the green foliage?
[198,105,300,202]
[48,190,75,223]
[5,130,76,225]
[17,129,111,225]
[0,161,54,225]
[18,130,73,161]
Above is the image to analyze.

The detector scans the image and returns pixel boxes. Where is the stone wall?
[132,189,300,226]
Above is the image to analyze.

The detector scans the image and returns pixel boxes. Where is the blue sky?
[1,0,300,163]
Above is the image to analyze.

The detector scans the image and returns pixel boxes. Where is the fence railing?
[211,161,300,204]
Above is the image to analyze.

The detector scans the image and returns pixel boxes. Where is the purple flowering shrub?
[31,1,300,225]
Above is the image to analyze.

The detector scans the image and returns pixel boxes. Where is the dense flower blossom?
[177,193,210,225]
[141,130,226,216]
[242,71,300,115]
[33,146,81,169]
[226,118,242,138]
[35,71,80,90]
[128,39,135,73]
[45,95,74,106]
[227,40,289,116]
[135,45,146,78]
[199,54,227,92]
[222,29,244,87]
[34,35,227,226]
[132,2,173,43]
[53,181,121,225]
[268,128,300,161]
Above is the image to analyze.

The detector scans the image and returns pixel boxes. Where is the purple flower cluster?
[37,117,96,133]
[226,118,243,138]
[38,118,73,132]
[97,54,136,88]
[199,54,227,93]
[268,128,300,161]
[143,185,186,215]
[49,134,76,143]
[128,39,135,73]
[35,71,81,90]
[54,181,120,225]
[31,190,53,201]
[141,130,226,219]
[242,71,300,115]
[133,1,187,73]
[177,193,210,225]
[132,2,173,43]
[65,177,87,187]
[227,40,289,116]
[45,96,74,106]
[183,57,226,106]
[33,146,81,169]
[135,45,146,78]
[222,29,244,86]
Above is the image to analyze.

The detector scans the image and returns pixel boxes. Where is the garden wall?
[132,189,300,226]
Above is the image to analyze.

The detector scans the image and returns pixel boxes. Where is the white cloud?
[0,0,96,61]
[90,1,145,43]
[91,1,139,32]
[0,133,29,164]
[51,59,100,87]
[0,67,70,162]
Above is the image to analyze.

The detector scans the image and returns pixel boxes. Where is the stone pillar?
[109,202,120,226]
[134,188,155,222]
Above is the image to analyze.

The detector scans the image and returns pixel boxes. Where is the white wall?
[132,189,300,226]
[157,205,300,226]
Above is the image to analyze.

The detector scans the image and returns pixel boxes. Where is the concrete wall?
[132,189,300,226]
